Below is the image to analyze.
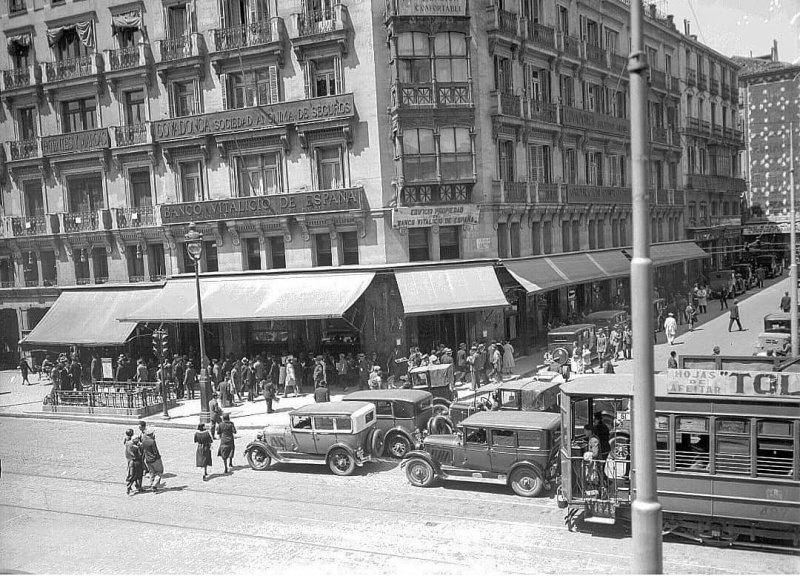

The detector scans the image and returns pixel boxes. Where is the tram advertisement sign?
[666,369,800,397]
[160,188,363,224]
[392,204,479,228]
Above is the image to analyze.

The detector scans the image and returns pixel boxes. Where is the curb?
[0,410,266,430]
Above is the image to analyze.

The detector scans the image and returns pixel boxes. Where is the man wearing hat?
[664,311,678,345]
[357,353,370,390]
[183,360,197,400]
[208,392,223,439]
[313,355,326,390]
[596,328,608,365]
[456,343,468,384]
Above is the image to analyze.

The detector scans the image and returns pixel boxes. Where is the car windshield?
[499,390,520,409]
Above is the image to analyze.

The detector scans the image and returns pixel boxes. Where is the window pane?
[341,231,359,265]
[517,430,542,449]
[334,417,352,432]
[270,236,286,269]
[491,429,516,447]
[403,129,420,154]
[440,128,455,153]
[418,129,435,153]
[314,416,335,431]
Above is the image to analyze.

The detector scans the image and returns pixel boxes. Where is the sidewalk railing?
[45,384,176,409]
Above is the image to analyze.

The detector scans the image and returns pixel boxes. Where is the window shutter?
[333,56,343,94]
[193,79,202,114]
[219,0,228,29]
[304,60,315,98]
[268,65,280,103]
[579,15,587,41]
[220,73,228,110]
[167,82,176,118]
[493,55,499,90]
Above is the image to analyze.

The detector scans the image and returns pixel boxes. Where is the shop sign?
[476,237,492,250]
[666,369,800,397]
[152,94,355,142]
[42,128,110,156]
[395,0,467,16]
[160,187,364,224]
[743,222,800,235]
[392,204,479,228]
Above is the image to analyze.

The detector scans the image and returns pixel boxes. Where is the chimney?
[684,19,691,36]
[690,34,698,41]
[771,40,779,62]
[650,3,657,18]
[667,14,674,28]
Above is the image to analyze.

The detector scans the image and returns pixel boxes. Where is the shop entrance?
[411,313,467,353]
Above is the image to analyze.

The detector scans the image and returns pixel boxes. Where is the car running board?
[439,470,508,485]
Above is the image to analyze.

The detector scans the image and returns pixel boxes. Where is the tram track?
[0,469,766,572]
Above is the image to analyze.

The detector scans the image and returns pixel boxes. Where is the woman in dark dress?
[194,423,213,480]
[124,428,144,495]
[217,413,237,473]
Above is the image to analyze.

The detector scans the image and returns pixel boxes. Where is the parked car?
[756,312,798,355]
[401,411,562,497]
[731,263,757,290]
[584,310,629,333]
[244,401,384,476]
[547,324,596,364]
[437,374,562,432]
[408,363,454,413]
[708,270,738,298]
[343,389,433,458]
[755,254,782,279]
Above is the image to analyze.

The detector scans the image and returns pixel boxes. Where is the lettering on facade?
[666,369,800,397]
[567,187,633,205]
[743,222,800,235]
[396,0,467,16]
[152,94,355,142]
[392,204,479,228]
[41,129,110,156]
[160,188,363,224]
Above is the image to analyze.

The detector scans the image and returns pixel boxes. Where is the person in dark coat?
[183,361,197,400]
[18,358,32,386]
[90,353,103,387]
[217,414,237,473]
[314,381,330,403]
[139,426,165,491]
[263,375,276,414]
[208,393,223,438]
[124,429,144,495]
[194,423,213,480]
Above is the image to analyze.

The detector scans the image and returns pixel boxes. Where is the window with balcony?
[179,160,204,202]
[440,226,461,260]
[237,153,282,196]
[585,151,603,185]
[563,148,577,184]
[528,144,551,183]
[341,231,359,265]
[699,148,707,174]
[650,160,663,189]
[649,101,663,128]
[434,32,467,83]
[557,5,569,33]
[605,28,618,55]
[67,174,104,212]
[23,180,44,216]
[170,79,200,117]
[543,220,552,254]
[10,39,30,70]
[609,89,626,118]
[316,145,344,190]
[312,58,338,96]
[53,28,91,61]
[440,127,472,180]
[583,18,600,47]
[494,55,513,92]
[397,32,431,84]
[220,0,270,28]
[130,169,152,208]
[270,236,286,269]
[688,146,697,174]
[583,82,602,112]
[61,98,96,133]
[409,227,430,262]
[167,4,191,38]
[665,54,672,78]
[522,0,542,23]
[559,74,574,107]
[117,26,140,50]
[498,140,515,181]
[524,65,549,102]
[403,128,436,182]
[124,89,147,126]
[17,107,37,141]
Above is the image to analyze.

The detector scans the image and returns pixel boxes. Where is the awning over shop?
[120,272,376,323]
[395,265,509,315]
[23,287,161,346]
[649,241,710,267]
[503,249,632,294]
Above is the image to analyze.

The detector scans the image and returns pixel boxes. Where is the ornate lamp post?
[185,222,210,422]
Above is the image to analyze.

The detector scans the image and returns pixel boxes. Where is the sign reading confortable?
[160,188,363,224]
[392,204,479,228]
[395,0,467,16]
[666,369,800,397]
[152,94,355,142]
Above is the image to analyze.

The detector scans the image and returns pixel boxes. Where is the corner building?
[0,0,730,364]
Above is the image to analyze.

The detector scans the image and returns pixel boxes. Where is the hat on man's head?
[316,355,323,361]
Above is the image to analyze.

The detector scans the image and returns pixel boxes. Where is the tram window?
[655,415,670,470]
[757,420,794,477]
[572,398,590,438]
[492,429,517,448]
[675,417,709,471]
[715,419,751,475]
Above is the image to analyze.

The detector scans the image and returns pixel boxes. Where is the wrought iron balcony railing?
[44,55,98,82]
[6,139,40,160]
[213,19,277,51]
[113,123,150,147]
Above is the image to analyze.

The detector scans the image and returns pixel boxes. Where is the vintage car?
[408,363,455,412]
[434,374,562,432]
[584,310,629,333]
[547,323,596,364]
[343,389,433,458]
[755,254,782,278]
[756,312,797,355]
[401,411,562,498]
[731,263,757,290]
[708,270,738,298]
[244,401,384,476]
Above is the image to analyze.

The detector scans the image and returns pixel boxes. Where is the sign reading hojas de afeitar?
[392,204,479,228]
[161,188,363,224]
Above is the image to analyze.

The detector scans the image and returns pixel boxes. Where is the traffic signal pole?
[629,0,663,572]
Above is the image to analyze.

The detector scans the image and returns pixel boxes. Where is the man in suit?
[208,392,223,438]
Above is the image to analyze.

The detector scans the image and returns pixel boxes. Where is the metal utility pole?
[629,0,663,572]
[790,122,798,358]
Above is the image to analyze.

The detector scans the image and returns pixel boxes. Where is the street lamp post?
[185,222,210,423]
[789,122,798,358]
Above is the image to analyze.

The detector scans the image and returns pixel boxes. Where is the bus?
[557,371,800,548]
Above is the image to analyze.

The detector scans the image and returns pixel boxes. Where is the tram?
[557,371,800,547]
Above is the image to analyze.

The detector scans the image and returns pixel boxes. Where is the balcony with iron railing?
[5,138,40,161]
[291,4,349,59]
[61,210,113,233]
[525,21,555,49]
[710,77,719,95]
[492,90,522,117]
[559,33,580,59]
[562,106,628,136]
[43,54,101,83]
[112,123,152,147]
[9,215,50,237]
[115,205,158,228]
[686,174,747,192]
[392,82,471,108]
[668,75,679,93]
[566,184,632,205]
[686,68,696,87]
[650,69,666,90]
[697,72,707,91]
[723,126,743,143]
[157,33,206,63]
[1,64,42,93]
[584,42,607,67]
[399,182,473,205]
[610,52,628,75]
[487,3,519,37]
[524,98,558,124]
[652,188,685,206]
[491,181,566,204]
[211,18,287,73]
[651,126,668,144]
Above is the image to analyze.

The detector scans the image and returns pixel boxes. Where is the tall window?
[612,219,619,247]
[179,160,203,202]
[409,227,430,261]
[497,223,509,258]
[168,4,189,38]
[67,175,104,212]
[605,28,619,54]
[561,221,571,252]
[54,28,89,61]
[588,220,596,250]
[585,151,603,185]
[531,221,541,255]
[270,236,286,269]
[118,27,138,49]
[124,89,146,125]
[434,32,467,83]
[559,74,574,106]
[23,180,44,216]
[226,68,279,109]
[439,226,460,260]
[341,231,359,265]
[10,40,30,70]
[130,169,152,207]
[245,238,262,270]
[571,221,580,252]
[596,219,605,249]
[61,98,96,133]
[584,82,602,112]
[313,58,337,96]
[172,80,198,117]
[203,241,218,272]
[494,56,513,92]
[528,144,551,182]
[563,148,577,183]
[403,128,436,182]
[315,234,332,266]
[237,153,281,196]
[557,5,569,32]
[510,222,521,258]
[525,65,549,101]
[397,32,430,84]
[543,220,552,254]
[609,154,626,187]
[316,146,343,190]
[498,140,515,181]
[93,249,109,283]
[440,127,471,179]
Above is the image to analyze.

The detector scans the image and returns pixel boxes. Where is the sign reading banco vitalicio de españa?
[160,188,364,224]
[392,204,479,228]
[152,94,355,142]
[42,128,110,156]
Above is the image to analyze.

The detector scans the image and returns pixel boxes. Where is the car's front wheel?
[246,446,271,471]
[328,448,356,476]
[405,457,435,487]
[510,466,543,497]
[386,433,411,458]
